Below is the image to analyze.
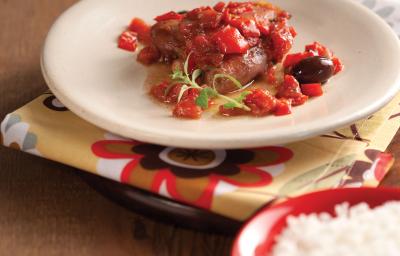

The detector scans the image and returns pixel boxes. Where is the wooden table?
[0,1,399,255]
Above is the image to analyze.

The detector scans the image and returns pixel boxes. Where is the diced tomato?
[289,26,297,37]
[137,46,160,65]
[283,52,315,69]
[227,2,254,14]
[193,34,210,50]
[270,25,294,62]
[151,82,194,104]
[214,2,226,12]
[227,1,252,8]
[173,89,202,119]
[150,82,169,103]
[277,75,308,106]
[222,8,232,23]
[187,7,213,19]
[278,11,291,19]
[155,11,183,22]
[266,65,278,86]
[257,23,270,36]
[129,18,151,45]
[219,106,248,117]
[332,57,344,75]
[305,42,333,58]
[301,83,323,97]
[166,83,185,103]
[118,31,138,52]
[274,99,292,116]
[244,89,277,116]
[213,26,249,54]
[228,17,260,38]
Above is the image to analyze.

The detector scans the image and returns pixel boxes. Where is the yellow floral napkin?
[2,0,400,222]
[1,91,399,220]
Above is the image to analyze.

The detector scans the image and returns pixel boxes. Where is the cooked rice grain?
[272,201,400,256]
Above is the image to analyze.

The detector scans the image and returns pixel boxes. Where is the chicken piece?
[204,46,267,94]
[151,19,185,61]
[148,2,290,94]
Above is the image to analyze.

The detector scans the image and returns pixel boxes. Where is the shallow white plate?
[42,0,400,149]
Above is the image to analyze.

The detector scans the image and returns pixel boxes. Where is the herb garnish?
[170,54,251,111]
[195,87,218,109]
[222,91,251,109]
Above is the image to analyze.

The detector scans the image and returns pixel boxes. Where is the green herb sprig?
[171,54,251,111]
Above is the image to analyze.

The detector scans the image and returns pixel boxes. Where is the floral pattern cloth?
[1,0,400,220]
[92,140,293,209]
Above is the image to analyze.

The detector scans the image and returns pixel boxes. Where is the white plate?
[42,0,400,149]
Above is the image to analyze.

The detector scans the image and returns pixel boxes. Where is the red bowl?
[231,187,400,256]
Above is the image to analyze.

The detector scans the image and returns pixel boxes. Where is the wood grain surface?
[0,1,399,256]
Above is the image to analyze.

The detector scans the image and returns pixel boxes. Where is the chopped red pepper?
[173,89,202,119]
[213,26,249,54]
[332,57,344,75]
[155,11,183,22]
[274,99,292,116]
[150,81,169,103]
[167,83,187,103]
[301,83,323,97]
[151,82,194,104]
[129,18,151,45]
[277,75,308,106]
[193,35,211,51]
[289,26,297,37]
[187,6,213,19]
[257,22,270,36]
[227,2,254,14]
[222,8,232,23]
[278,11,291,19]
[283,51,315,69]
[305,42,333,58]
[270,25,295,62]
[227,2,251,8]
[137,46,161,65]
[118,31,138,52]
[244,89,277,116]
[214,2,226,12]
[228,17,260,38]
[266,65,278,86]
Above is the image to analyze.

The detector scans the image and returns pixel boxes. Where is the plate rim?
[41,0,400,149]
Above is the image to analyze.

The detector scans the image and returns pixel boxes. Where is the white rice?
[271,201,400,256]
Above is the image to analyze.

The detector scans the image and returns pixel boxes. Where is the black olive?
[291,56,334,84]
[178,10,188,14]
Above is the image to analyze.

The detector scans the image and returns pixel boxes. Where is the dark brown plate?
[78,170,242,235]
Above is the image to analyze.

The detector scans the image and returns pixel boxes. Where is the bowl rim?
[231,187,400,256]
